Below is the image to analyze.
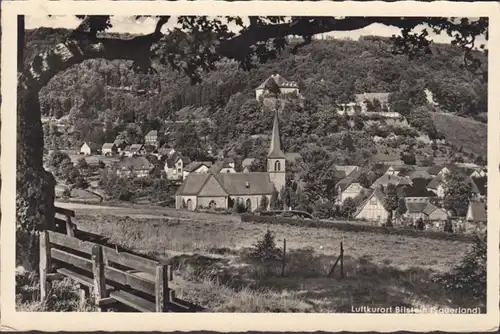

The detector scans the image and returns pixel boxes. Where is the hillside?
[431,113,487,158]
[25,28,488,172]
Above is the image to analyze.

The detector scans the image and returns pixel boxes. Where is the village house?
[337,92,401,118]
[156,144,176,158]
[79,142,99,155]
[401,178,437,202]
[353,188,389,224]
[101,143,117,156]
[164,153,191,182]
[242,158,256,173]
[336,178,364,205]
[144,130,160,147]
[176,111,287,212]
[405,201,447,223]
[183,161,213,179]
[124,144,146,157]
[115,156,154,178]
[255,74,300,101]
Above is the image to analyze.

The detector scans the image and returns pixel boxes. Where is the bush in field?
[250,229,282,262]
[433,234,486,301]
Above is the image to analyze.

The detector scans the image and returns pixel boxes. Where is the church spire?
[268,111,286,158]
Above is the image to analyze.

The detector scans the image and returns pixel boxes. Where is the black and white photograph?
[3,2,495,327]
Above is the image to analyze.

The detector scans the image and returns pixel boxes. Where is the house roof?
[406,202,429,213]
[102,143,116,149]
[118,156,153,170]
[184,161,213,173]
[353,188,386,217]
[145,130,158,137]
[166,152,190,166]
[177,172,275,196]
[336,177,355,192]
[468,201,487,222]
[472,177,487,196]
[426,175,443,190]
[210,160,235,174]
[370,174,412,189]
[129,144,144,152]
[401,178,436,197]
[422,203,442,216]
[268,112,286,159]
[399,167,432,180]
[354,92,390,104]
[427,165,444,175]
[257,74,298,90]
[81,142,99,151]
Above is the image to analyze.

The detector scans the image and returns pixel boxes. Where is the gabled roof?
[355,92,390,104]
[129,144,144,152]
[145,130,158,137]
[177,172,275,196]
[118,156,153,170]
[184,161,213,173]
[399,167,432,180]
[81,142,99,151]
[426,175,443,190]
[257,74,298,90]
[353,188,386,217]
[468,201,487,222]
[102,143,116,149]
[406,202,429,213]
[336,177,355,192]
[370,174,412,189]
[210,160,235,174]
[401,178,436,197]
[214,173,275,196]
[472,177,487,196]
[113,139,128,147]
[166,152,190,166]
[427,165,444,175]
[422,203,442,216]
[242,158,256,168]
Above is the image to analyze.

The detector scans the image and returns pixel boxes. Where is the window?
[370,197,377,205]
[177,168,182,174]
[274,160,281,171]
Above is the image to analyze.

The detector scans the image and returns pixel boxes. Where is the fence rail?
[40,206,202,312]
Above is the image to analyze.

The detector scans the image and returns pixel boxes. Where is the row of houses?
[334,162,487,225]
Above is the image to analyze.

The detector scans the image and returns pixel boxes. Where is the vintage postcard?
[1,0,499,332]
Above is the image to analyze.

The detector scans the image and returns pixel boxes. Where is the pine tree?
[250,229,282,262]
[270,188,280,210]
[260,195,269,211]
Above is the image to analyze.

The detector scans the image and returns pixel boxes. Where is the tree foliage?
[443,171,473,216]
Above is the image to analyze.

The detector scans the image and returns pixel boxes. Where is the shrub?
[249,229,282,262]
[433,234,486,301]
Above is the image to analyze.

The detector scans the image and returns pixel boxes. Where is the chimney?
[245,181,250,188]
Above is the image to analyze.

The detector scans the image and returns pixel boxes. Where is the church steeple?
[268,111,286,159]
[267,111,286,194]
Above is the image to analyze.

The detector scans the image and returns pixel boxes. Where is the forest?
[26,27,487,171]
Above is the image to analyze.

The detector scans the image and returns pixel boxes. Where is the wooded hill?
[26,27,487,165]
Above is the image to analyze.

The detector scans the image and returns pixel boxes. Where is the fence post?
[340,241,344,279]
[281,238,287,277]
[155,264,169,312]
[39,230,51,302]
[92,245,107,311]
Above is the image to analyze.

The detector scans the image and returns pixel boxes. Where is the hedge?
[240,214,478,243]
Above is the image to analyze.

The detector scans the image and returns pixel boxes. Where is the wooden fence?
[40,207,201,312]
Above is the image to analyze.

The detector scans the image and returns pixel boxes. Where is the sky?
[26,15,488,47]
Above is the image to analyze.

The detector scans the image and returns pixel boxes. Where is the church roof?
[267,112,286,159]
[176,172,275,196]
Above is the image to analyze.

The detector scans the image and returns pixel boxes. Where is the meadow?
[60,204,484,313]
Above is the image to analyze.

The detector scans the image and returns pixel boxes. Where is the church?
[175,112,286,212]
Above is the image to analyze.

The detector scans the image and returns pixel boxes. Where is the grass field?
[64,203,483,313]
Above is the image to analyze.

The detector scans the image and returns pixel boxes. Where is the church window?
[274,160,281,171]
